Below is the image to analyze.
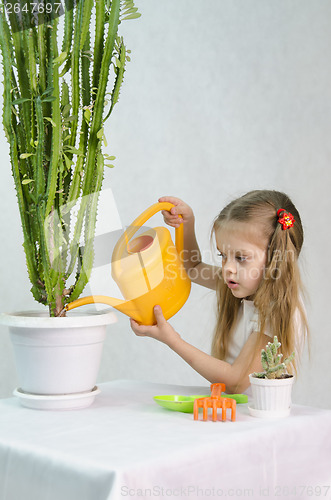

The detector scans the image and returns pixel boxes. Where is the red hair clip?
[277,209,295,230]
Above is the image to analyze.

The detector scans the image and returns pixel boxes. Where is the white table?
[0,380,330,500]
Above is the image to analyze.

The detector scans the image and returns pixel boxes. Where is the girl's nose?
[223,259,237,276]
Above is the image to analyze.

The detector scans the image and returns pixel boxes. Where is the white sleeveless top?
[225,299,305,365]
[224,299,306,396]
[224,300,269,365]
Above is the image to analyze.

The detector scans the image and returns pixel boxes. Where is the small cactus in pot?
[249,336,296,416]
[253,336,295,379]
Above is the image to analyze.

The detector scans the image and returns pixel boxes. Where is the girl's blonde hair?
[211,189,308,375]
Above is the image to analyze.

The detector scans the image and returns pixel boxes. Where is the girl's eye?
[217,252,226,260]
[236,256,247,263]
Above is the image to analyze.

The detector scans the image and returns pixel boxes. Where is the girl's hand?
[130,305,180,346]
[158,196,194,228]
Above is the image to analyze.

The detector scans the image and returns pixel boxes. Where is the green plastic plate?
[224,393,249,404]
[153,393,248,413]
[153,395,209,413]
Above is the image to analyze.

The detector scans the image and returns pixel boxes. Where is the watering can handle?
[114,202,185,260]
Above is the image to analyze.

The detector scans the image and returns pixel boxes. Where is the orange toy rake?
[193,383,236,422]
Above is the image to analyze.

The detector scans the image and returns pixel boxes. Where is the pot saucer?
[13,386,100,411]
[248,405,291,419]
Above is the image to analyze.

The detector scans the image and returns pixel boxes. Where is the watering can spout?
[65,295,145,323]
[65,202,191,325]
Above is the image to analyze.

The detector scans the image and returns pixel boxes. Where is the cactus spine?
[254,336,295,379]
[0,0,141,316]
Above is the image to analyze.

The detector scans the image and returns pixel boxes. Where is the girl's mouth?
[227,280,239,289]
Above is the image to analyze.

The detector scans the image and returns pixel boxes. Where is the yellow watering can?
[65,202,191,324]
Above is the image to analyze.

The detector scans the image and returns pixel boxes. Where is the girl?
[130,190,308,393]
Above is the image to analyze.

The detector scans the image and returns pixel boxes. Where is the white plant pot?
[0,309,117,409]
[248,373,295,417]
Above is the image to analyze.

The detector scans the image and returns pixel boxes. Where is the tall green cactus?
[254,336,295,379]
[0,0,140,316]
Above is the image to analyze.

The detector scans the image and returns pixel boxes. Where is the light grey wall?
[1,0,330,407]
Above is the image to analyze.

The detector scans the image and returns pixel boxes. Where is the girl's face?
[215,221,268,300]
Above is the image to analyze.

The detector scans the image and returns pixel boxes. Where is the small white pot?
[249,373,295,414]
[0,309,116,404]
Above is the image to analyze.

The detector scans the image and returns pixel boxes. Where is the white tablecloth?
[0,380,330,500]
